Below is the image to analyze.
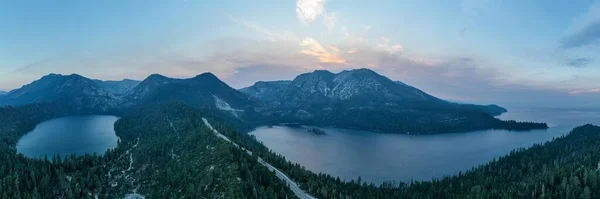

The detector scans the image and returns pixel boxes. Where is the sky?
[1,0,600,107]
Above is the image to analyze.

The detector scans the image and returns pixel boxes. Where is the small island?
[307,127,327,135]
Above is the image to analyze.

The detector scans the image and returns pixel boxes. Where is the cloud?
[300,38,346,64]
[569,88,600,95]
[561,2,600,49]
[341,26,350,37]
[560,20,600,49]
[229,16,298,41]
[440,71,460,78]
[296,0,326,24]
[378,44,403,54]
[364,25,372,32]
[376,37,403,54]
[184,37,600,106]
[380,37,391,43]
[6,33,594,106]
[323,12,337,30]
[565,57,593,68]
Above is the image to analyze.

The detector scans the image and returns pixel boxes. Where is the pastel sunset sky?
[1,0,599,106]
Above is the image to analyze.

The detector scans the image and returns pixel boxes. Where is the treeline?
[0,103,297,198]
[1,102,596,199]
[0,151,117,199]
[495,120,549,131]
[256,106,548,134]
[112,103,297,198]
[0,102,140,198]
[0,103,76,148]
[0,103,123,198]
[215,117,600,199]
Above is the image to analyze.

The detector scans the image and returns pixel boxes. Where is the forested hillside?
[242,69,547,134]
[215,114,600,198]
[1,102,598,198]
[1,71,547,135]
[0,103,296,198]
[112,104,295,198]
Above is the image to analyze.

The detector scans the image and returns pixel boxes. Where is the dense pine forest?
[1,102,599,198]
[255,106,548,134]
[0,103,295,198]
[222,123,600,198]
[210,109,600,198]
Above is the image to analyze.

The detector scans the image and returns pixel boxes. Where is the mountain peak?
[294,70,335,81]
[146,74,168,80]
[193,72,221,82]
[339,68,384,78]
[195,72,217,78]
[42,73,85,78]
[0,73,117,108]
[312,70,334,75]
[46,73,61,77]
[123,72,251,114]
[344,68,376,73]
[241,68,438,105]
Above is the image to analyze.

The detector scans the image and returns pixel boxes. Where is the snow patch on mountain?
[213,95,243,117]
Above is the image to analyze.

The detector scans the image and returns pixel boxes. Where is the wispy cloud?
[376,37,403,54]
[569,88,600,95]
[300,38,346,64]
[565,57,592,68]
[323,12,337,30]
[561,21,600,49]
[229,16,298,41]
[341,26,350,37]
[561,2,600,49]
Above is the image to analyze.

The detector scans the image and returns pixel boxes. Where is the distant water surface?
[250,107,600,184]
[17,115,119,159]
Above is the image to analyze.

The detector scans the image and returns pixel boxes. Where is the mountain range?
[0,74,119,112]
[0,69,546,133]
[240,69,534,133]
[93,79,140,96]
[0,72,251,113]
[120,73,254,116]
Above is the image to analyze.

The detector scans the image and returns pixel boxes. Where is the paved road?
[202,118,316,199]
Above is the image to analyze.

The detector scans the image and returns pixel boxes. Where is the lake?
[249,107,600,184]
[16,115,119,159]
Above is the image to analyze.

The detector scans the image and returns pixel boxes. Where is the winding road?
[202,118,316,199]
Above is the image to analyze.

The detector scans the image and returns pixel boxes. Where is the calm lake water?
[17,115,119,159]
[250,107,600,184]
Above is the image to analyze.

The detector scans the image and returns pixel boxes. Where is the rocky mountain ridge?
[0,72,253,117]
[0,69,538,134]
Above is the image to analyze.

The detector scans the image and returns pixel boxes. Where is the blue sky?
[1,0,600,107]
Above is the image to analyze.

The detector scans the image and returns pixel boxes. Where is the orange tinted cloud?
[300,38,346,64]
